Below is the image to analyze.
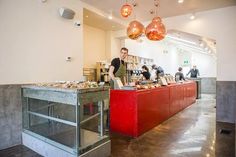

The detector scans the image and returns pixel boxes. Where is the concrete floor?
[111,95,217,157]
[0,95,235,157]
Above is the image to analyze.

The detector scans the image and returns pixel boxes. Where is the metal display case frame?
[22,85,110,157]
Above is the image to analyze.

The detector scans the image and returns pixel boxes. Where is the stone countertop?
[22,85,110,94]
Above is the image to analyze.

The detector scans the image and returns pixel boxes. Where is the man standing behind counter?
[109,47,128,89]
[187,65,200,78]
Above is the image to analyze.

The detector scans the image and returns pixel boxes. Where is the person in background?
[186,65,200,78]
[151,64,164,80]
[141,65,151,80]
[156,65,164,78]
[109,47,128,89]
[150,65,157,81]
[175,67,185,81]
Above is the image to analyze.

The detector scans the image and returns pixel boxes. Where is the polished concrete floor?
[0,95,235,157]
[111,95,218,157]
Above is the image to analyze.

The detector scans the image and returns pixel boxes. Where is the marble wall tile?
[216,81,236,123]
[201,77,216,94]
[0,85,22,150]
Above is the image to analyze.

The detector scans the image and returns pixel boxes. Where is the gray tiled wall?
[201,77,216,94]
[0,85,22,150]
[216,81,236,124]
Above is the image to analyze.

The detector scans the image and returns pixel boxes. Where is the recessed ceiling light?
[178,0,184,3]
[190,13,196,20]
[199,41,204,47]
[108,15,113,20]
[85,15,89,18]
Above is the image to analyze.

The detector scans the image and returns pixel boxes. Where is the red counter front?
[110,81,196,137]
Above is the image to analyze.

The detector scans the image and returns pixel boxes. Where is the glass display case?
[22,85,110,157]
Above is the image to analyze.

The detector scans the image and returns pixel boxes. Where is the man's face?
[120,50,128,60]
[193,66,196,69]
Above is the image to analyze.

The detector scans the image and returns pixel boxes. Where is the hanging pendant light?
[145,16,166,41]
[145,0,166,41]
[120,1,132,18]
[127,20,144,40]
[126,1,144,40]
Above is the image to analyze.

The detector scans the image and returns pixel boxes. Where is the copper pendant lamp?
[124,1,144,40]
[145,16,166,41]
[145,0,166,41]
[120,3,132,18]
[127,20,144,40]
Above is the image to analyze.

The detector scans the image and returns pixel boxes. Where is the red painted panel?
[110,90,137,136]
[179,85,185,110]
[136,90,154,136]
[153,88,170,122]
[110,81,196,138]
[169,85,180,116]
[137,87,169,136]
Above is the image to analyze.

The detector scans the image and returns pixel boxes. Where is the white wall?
[83,27,122,67]
[125,38,179,75]
[105,31,112,61]
[0,0,83,84]
[125,37,216,77]
[191,52,216,77]
[83,24,106,68]
[110,36,122,61]
[162,6,236,81]
[105,31,121,63]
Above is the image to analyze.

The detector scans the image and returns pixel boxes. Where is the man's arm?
[181,73,185,80]
[109,66,115,81]
[123,76,127,85]
[186,70,191,76]
[197,69,200,76]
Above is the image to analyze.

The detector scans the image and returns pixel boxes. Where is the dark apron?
[110,61,126,89]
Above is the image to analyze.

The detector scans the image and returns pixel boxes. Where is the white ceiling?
[166,30,216,55]
[81,0,236,22]
[83,8,125,31]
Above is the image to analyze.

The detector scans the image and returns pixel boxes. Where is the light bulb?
[190,14,196,20]
[108,15,113,20]
[199,41,204,47]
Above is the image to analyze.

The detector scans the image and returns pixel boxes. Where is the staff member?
[151,64,164,80]
[109,47,128,89]
[175,67,185,81]
[187,65,200,78]
[141,65,151,80]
